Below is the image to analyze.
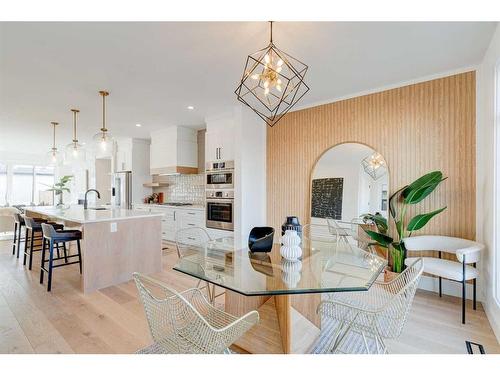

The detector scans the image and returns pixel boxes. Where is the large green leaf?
[403,171,446,204]
[364,230,393,248]
[361,214,388,233]
[407,207,447,231]
[389,185,406,219]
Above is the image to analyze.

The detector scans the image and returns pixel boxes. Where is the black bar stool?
[13,214,47,258]
[12,213,25,257]
[23,216,64,270]
[40,223,83,292]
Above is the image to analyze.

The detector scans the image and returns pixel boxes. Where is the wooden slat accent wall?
[267,72,476,327]
[267,72,476,244]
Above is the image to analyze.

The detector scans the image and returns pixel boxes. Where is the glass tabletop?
[173,236,387,296]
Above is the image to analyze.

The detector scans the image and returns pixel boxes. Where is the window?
[0,163,6,206]
[35,166,54,205]
[11,165,35,205]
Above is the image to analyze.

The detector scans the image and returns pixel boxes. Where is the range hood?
[150,126,199,175]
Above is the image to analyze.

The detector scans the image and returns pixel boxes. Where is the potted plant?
[45,175,73,208]
[363,171,447,281]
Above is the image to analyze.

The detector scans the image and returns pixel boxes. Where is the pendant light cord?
[51,122,58,151]
[270,21,273,44]
[71,109,79,142]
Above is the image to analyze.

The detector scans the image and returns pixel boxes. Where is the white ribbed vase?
[281,259,302,287]
[281,230,301,247]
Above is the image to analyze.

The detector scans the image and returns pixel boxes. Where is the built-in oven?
[206,161,234,189]
[206,190,234,231]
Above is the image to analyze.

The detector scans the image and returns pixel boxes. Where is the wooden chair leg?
[28,230,35,270]
[47,240,54,292]
[21,228,29,259]
[462,261,466,325]
[63,242,68,263]
[439,277,442,297]
[473,279,477,310]
[40,238,46,284]
[23,229,31,265]
[12,222,17,255]
[77,240,82,274]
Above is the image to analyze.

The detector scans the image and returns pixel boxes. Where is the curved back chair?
[317,258,424,354]
[133,273,259,354]
[404,235,484,324]
[175,227,212,258]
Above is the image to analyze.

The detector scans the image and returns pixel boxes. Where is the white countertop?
[25,205,164,224]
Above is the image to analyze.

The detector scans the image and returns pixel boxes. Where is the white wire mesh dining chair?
[175,227,225,304]
[134,272,259,354]
[316,258,424,354]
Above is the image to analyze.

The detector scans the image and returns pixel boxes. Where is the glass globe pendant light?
[46,121,62,166]
[92,90,113,157]
[65,109,86,164]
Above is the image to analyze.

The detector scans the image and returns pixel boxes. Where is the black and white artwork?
[311,177,343,219]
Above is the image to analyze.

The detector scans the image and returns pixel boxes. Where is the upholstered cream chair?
[403,235,484,324]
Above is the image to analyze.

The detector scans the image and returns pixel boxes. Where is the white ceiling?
[0,22,496,155]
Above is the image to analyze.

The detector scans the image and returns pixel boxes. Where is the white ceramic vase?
[281,229,301,247]
[281,259,302,287]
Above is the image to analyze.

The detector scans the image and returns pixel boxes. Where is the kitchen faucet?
[84,189,101,209]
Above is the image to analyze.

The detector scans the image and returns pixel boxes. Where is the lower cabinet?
[134,204,207,242]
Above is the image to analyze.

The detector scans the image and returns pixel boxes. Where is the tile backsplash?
[152,173,205,204]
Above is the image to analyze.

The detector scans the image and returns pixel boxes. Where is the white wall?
[233,106,267,248]
[477,23,500,341]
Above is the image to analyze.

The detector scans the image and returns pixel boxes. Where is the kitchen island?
[24,205,163,294]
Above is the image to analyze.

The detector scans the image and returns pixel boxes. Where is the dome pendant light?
[65,109,86,164]
[92,90,114,157]
[46,121,62,166]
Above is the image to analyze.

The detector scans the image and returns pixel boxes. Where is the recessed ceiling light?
[135,123,142,127]
[187,106,194,110]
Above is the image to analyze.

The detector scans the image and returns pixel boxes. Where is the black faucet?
[84,189,101,209]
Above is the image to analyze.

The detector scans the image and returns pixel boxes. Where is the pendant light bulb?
[46,122,62,166]
[92,90,114,157]
[65,109,86,164]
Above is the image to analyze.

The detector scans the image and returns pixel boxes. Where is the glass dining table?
[173,235,387,353]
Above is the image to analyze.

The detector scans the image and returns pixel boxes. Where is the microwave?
[206,160,234,189]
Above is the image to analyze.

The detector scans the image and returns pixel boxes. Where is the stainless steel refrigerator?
[111,171,132,209]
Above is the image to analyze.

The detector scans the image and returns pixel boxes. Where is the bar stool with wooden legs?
[23,216,64,270]
[40,223,83,292]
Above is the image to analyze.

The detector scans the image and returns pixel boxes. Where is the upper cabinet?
[150,126,198,175]
[205,113,235,163]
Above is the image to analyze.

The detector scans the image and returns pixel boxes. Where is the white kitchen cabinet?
[205,113,235,163]
[133,204,206,242]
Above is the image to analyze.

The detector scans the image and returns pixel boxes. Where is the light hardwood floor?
[0,239,499,354]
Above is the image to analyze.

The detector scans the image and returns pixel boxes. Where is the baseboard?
[417,275,480,301]
[484,299,500,343]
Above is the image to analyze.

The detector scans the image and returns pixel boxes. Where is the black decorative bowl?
[248,227,275,253]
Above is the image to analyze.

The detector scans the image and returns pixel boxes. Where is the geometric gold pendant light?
[92,90,114,157]
[65,108,86,164]
[235,21,310,127]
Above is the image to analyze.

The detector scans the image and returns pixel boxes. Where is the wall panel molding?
[267,71,476,242]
